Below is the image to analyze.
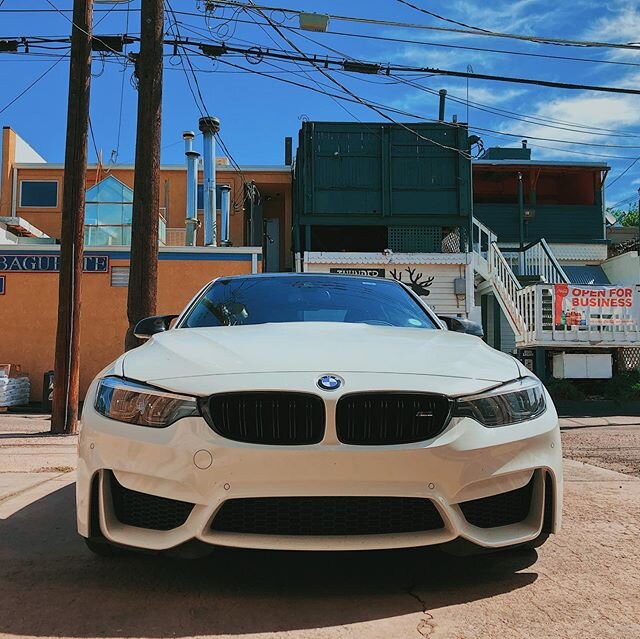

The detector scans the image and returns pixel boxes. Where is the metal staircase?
[472,218,640,347]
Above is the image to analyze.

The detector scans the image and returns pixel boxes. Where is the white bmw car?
[77,273,562,556]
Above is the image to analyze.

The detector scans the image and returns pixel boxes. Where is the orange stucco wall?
[1,126,293,267]
[0,251,259,403]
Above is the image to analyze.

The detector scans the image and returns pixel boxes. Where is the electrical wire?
[208,0,640,52]
[165,1,253,213]
[136,9,640,70]
[285,24,640,141]
[608,157,640,189]
[395,0,492,33]
[111,0,131,165]
[206,56,639,161]
[237,4,473,159]
[42,0,129,64]
[0,54,66,116]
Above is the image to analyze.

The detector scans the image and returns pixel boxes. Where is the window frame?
[18,179,60,209]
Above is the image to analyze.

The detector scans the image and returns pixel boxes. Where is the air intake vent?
[336,393,451,445]
[211,496,444,535]
[203,392,325,445]
[459,476,534,528]
[109,472,194,531]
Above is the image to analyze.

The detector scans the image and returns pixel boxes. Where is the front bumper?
[77,378,562,552]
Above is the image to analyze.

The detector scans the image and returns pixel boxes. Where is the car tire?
[83,536,123,557]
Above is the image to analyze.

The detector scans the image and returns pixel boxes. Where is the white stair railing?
[519,238,569,284]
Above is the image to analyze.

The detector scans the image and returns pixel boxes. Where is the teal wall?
[473,203,605,243]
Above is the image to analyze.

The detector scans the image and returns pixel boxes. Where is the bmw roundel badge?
[317,374,343,391]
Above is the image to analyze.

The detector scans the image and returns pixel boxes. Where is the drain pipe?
[438,89,447,121]
[183,131,199,247]
[199,116,220,246]
[219,184,231,246]
[518,171,525,276]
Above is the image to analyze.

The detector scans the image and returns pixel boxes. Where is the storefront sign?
[0,275,5,294]
[329,268,386,278]
[554,284,639,326]
[0,254,109,273]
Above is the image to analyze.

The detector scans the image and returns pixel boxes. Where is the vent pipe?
[219,184,231,246]
[183,132,199,247]
[438,89,447,121]
[284,136,293,166]
[199,116,220,246]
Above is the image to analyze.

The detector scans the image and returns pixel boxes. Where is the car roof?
[214,272,398,284]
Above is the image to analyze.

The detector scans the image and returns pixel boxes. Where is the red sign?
[554,284,639,326]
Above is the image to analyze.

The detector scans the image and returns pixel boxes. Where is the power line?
[395,0,492,33]
[165,1,253,211]
[208,0,640,51]
[204,55,639,161]
[6,32,640,96]
[285,26,640,142]
[141,8,640,70]
[42,0,129,62]
[0,54,66,116]
[608,157,640,189]
[246,2,472,158]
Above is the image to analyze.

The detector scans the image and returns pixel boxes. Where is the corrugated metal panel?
[294,121,471,225]
[562,265,610,285]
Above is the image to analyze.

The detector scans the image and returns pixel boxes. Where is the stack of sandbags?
[0,364,30,408]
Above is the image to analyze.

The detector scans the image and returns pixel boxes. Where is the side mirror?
[438,315,484,338]
[133,314,179,339]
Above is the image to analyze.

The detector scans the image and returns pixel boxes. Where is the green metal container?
[293,121,472,253]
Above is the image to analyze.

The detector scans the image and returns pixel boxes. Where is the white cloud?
[392,82,525,118]
[498,93,640,160]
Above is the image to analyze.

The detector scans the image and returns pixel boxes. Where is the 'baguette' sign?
[0,254,109,273]
[554,284,639,326]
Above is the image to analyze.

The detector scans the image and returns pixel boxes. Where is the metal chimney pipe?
[219,184,231,246]
[183,130,194,153]
[438,89,447,121]
[185,150,199,246]
[198,116,220,246]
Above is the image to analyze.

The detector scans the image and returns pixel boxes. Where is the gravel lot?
[1,413,639,639]
[562,422,640,478]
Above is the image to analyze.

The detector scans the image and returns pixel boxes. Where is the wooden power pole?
[125,0,164,351]
[50,0,93,434]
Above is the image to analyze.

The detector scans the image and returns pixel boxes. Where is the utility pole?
[125,0,164,350]
[50,0,92,435]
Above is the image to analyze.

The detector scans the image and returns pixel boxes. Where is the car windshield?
[182,275,438,329]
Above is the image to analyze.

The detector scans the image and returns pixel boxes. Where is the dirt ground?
[1,413,639,639]
[561,422,640,478]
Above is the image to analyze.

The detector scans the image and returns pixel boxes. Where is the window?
[182,275,437,330]
[110,266,130,287]
[197,184,228,210]
[84,176,134,246]
[19,181,58,208]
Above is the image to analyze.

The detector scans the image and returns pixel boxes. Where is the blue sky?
[1,0,640,209]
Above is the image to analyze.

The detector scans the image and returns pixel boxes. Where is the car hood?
[122,322,520,390]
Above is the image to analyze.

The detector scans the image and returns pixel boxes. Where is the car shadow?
[0,484,538,637]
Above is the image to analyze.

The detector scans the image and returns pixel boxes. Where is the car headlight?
[94,377,199,427]
[454,377,546,427]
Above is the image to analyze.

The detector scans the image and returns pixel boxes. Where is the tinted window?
[20,181,58,207]
[183,276,437,329]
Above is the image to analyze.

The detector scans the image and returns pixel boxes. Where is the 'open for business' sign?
[0,254,109,273]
